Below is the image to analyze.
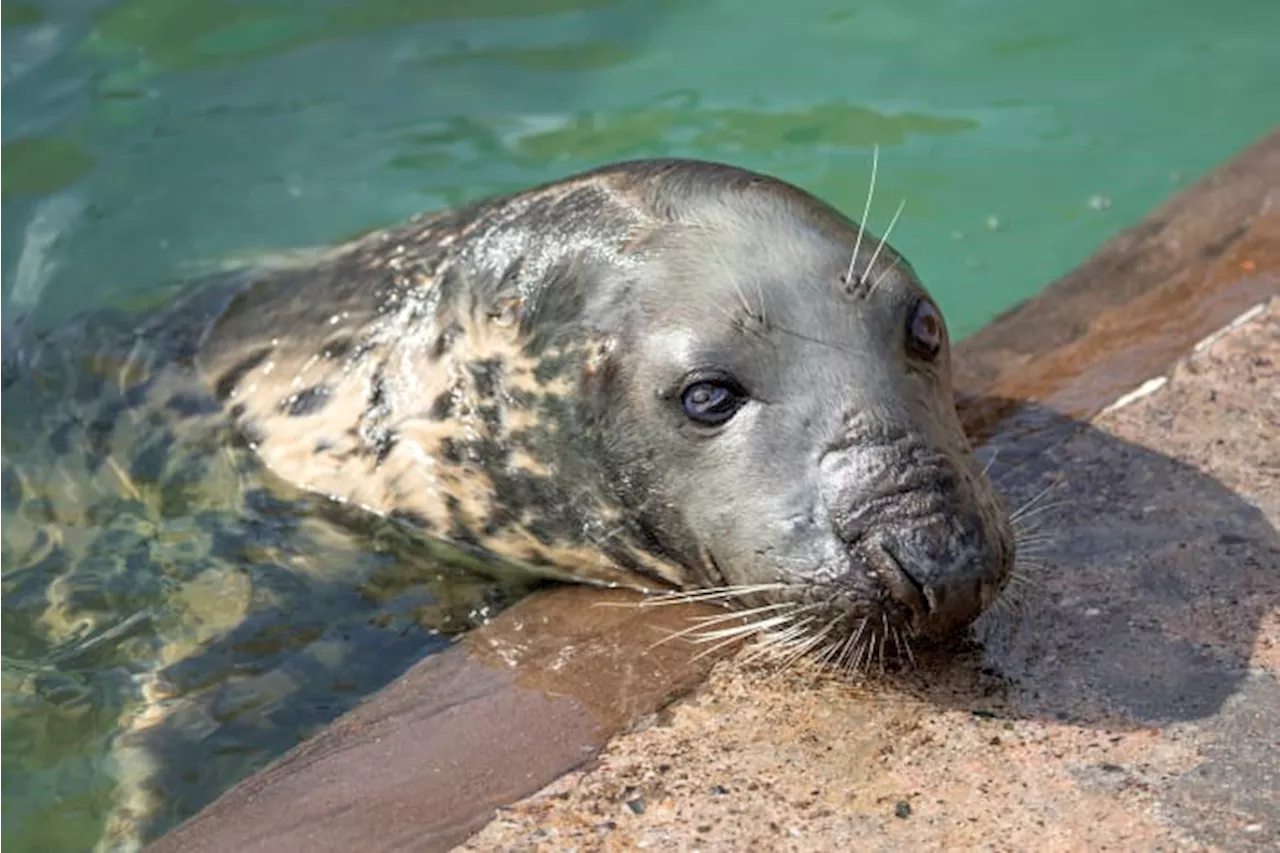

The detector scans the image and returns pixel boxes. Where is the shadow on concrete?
[894,396,1278,730]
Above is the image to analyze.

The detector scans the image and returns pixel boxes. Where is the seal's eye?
[680,380,746,425]
[907,298,944,360]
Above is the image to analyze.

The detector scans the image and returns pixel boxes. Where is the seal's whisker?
[877,613,890,672]
[979,448,1002,479]
[896,627,916,668]
[687,625,770,664]
[756,623,816,661]
[776,614,842,672]
[644,602,802,650]
[1011,499,1071,525]
[687,612,798,643]
[824,625,855,666]
[1012,539,1055,558]
[850,635,873,674]
[686,601,799,625]
[835,631,859,676]
[607,583,790,608]
[1005,572,1036,588]
[864,197,906,294]
[1010,479,1066,521]
[744,616,818,664]
[1012,529,1059,555]
[1013,554,1050,574]
[840,616,871,675]
[825,632,856,676]
[816,635,848,671]
[845,144,880,287]
[775,634,825,674]
[1008,491,1070,517]
[646,582,791,601]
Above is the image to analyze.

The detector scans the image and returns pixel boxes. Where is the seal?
[190,158,1016,649]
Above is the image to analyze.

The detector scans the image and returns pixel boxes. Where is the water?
[2,1,1277,850]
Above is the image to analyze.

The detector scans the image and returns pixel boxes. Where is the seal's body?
[196,158,1015,643]
[6,159,1015,649]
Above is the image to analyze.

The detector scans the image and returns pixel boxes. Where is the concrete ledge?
[146,130,1279,853]
[461,296,1279,851]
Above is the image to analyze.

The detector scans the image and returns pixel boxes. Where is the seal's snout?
[820,434,1009,639]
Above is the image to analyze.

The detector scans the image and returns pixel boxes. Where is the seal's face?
[592,202,1014,644]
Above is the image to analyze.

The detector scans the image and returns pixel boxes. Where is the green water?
[2,1,1277,850]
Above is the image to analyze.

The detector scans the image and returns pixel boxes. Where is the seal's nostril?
[869,544,930,629]
[923,583,942,615]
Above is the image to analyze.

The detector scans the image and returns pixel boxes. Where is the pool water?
[2,1,1277,850]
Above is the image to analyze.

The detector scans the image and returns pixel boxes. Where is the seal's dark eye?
[680,380,746,425]
[907,298,944,360]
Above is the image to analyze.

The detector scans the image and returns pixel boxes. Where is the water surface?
[3,1,1278,850]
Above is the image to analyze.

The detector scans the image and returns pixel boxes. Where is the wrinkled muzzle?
[819,430,1011,639]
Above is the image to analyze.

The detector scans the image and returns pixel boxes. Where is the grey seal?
[190,158,1015,648]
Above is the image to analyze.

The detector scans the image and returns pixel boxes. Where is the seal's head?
[199,158,1014,653]
[570,163,1016,646]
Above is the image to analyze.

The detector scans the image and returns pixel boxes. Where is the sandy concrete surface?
[459,299,1279,852]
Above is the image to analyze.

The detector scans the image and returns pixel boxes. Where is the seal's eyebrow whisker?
[863,197,906,296]
[845,144,880,288]
[730,276,756,322]
[703,233,766,329]
[711,301,752,334]
[871,254,903,293]
[754,278,769,329]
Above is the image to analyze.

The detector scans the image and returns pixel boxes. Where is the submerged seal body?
[189,158,1014,644]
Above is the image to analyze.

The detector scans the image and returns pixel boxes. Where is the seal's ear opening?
[515,256,596,352]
